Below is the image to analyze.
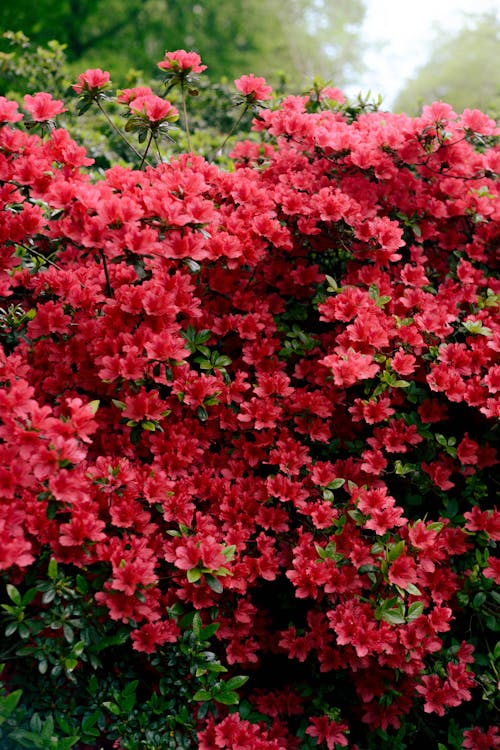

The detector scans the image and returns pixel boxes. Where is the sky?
[344,0,500,107]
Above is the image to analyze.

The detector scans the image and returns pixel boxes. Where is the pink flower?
[235,74,273,101]
[157,49,207,73]
[23,93,66,121]
[116,86,154,104]
[0,96,23,123]
[483,556,500,585]
[320,86,346,104]
[129,94,178,124]
[131,620,179,653]
[462,725,500,750]
[72,68,111,95]
[306,716,349,749]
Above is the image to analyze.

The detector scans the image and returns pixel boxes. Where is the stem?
[217,104,249,157]
[99,248,113,298]
[140,131,154,170]
[180,81,192,152]
[154,136,163,164]
[95,99,151,167]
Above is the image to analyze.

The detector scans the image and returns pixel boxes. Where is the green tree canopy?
[0,0,366,85]
[393,12,500,116]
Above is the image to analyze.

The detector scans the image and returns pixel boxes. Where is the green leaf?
[5,622,18,637]
[63,624,74,643]
[87,399,100,414]
[192,612,202,639]
[22,588,38,606]
[193,690,212,701]
[42,588,56,604]
[201,622,220,640]
[327,478,345,490]
[205,574,223,594]
[18,623,30,639]
[215,690,239,705]
[387,540,405,562]
[76,575,88,594]
[6,584,21,606]
[102,701,121,716]
[404,583,421,596]
[382,609,406,625]
[225,675,249,691]
[48,558,58,580]
[0,688,22,724]
[407,601,424,621]
[82,710,101,732]
[197,406,208,422]
[187,567,202,584]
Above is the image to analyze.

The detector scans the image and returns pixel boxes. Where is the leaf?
[387,540,405,562]
[102,701,121,715]
[6,584,21,606]
[87,399,100,414]
[63,624,74,643]
[327,478,345,490]
[407,602,424,621]
[405,583,421,596]
[193,690,212,702]
[382,609,406,625]
[225,675,249,691]
[5,622,18,637]
[0,688,22,724]
[205,574,223,594]
[215,690,239,705]
[192,612,202,639]
[197,406,208,422]
[48,558,58,580]
[201,622,220,640]
[187,567,202,584]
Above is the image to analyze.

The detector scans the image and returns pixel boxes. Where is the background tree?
[393,12,500,116]
[0,0,366,86]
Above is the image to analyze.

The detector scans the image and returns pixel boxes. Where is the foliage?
[394,12,500,117]
[0,52,499,750]
[0,0,366,85]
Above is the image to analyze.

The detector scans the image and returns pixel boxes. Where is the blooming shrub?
[0,56,499,750]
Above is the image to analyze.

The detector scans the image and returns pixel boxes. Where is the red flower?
[234,74,273,101]
[0,96,23,123]
[131,619,179,653]
[306,716,349,748]
[462,726,500,750]
[72,68,110,95]
[23,93,66,121]
[129,95,178,124]
[157,49,207,73]
[483,555,500,585]
[116,86,154,104]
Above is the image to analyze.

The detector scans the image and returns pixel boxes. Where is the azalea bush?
[0,48,499,750]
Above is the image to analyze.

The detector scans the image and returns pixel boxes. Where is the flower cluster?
[0,59,499,748]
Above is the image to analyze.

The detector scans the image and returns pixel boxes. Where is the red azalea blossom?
[234,74,273,101]
[306,716,349,749]
[0,68,499,748]
[23,92,66,121]
[462,726,500,750]
[129,94,178,124]
[157,49,207,73]
[0,95,23,122]
[72,68,111,94]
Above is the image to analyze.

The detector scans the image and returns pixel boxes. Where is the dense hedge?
[0,56,499,749]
